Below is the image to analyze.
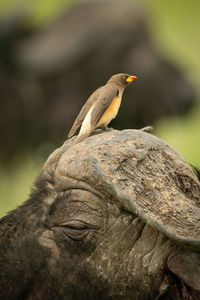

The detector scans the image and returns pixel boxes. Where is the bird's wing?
[90,86,118,127]
[68,86,104,138]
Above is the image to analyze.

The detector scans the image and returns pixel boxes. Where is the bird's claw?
[140,126,154,133]
[104,126,113,132]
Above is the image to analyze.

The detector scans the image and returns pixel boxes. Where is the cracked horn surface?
[43,129,200,249]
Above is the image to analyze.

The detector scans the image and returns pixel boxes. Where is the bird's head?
[108,73,137,87]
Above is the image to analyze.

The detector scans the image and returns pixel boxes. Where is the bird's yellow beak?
[126,75,137,83]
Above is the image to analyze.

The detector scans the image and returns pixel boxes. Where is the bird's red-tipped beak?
[126,75,137,83]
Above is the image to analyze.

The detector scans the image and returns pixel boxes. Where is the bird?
[68,73,137,144]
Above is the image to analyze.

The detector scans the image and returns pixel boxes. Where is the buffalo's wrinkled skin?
[0,129,200,299]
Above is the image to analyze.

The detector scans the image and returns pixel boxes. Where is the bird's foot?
[102,126,113,132]
[93,128,103,135]
[140,126,154,133]
[93,127,113,136]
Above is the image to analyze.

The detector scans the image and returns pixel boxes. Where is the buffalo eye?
[63,220,90,241]
[53,220,100,241]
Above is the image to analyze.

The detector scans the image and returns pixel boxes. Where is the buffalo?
[1,129,200,299]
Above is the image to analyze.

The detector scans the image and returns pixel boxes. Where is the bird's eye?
[122,75,126,79]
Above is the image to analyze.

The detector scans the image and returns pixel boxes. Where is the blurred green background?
[0,0,199,217]
[143,0,200,165]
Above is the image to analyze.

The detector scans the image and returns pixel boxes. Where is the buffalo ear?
[168,249,200,292]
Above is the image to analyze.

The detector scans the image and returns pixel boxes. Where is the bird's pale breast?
[97,96,121,128]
